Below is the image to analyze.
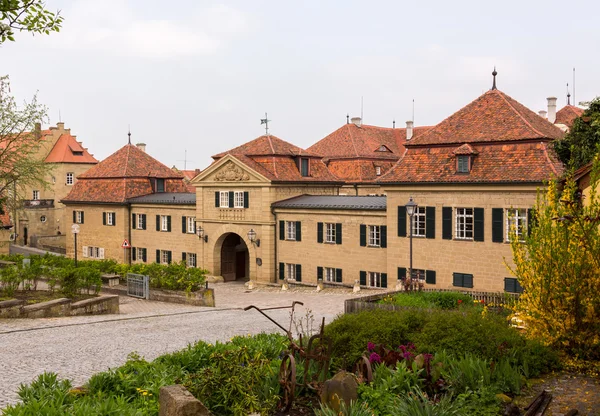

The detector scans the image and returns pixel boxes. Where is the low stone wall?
[150,288,215,307]
[0,294,119,319]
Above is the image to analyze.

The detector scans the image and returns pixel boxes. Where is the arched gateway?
[218,233,249,281]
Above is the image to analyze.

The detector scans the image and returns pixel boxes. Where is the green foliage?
[389,387,461,416]
[554,97,600,170]
[0,0,63,43]
[452,387,502,416]
[315,400,375,416]
[381,291,474,309]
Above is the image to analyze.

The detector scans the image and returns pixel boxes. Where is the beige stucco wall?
[382,185,539,292]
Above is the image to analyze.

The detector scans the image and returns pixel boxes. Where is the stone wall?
[0,295,119,319]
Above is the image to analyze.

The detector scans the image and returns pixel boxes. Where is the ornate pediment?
[213,161,250,181]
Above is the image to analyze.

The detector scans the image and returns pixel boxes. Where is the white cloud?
[43,0,250,59]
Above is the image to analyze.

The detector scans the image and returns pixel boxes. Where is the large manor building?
[60,78,585,293]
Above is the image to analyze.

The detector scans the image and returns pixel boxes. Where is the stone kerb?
[0,295,119,319]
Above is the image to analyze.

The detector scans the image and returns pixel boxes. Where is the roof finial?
[393,119,396,129]
[567,83,571,105]
[260,113,270,136]
[128,125,131,145]
[491,67,498,90]
[346,113,349,124]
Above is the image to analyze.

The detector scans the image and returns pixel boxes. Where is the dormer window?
[156,178,165,192]
[376,145,391,152]
[300,158,309,177]
[457,155,471,173]
[375,166,382,176]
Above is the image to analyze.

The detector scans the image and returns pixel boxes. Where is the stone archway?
[217,232,250,281]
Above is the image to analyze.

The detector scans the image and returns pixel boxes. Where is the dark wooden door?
[235,251,246,279]
[23,227,28,246]
[221,235,237,281]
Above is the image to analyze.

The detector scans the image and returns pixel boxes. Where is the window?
[137,214,146,230]
[325,223,336,243]
[300,158,309,177]
[234,191,244,208]
[66,172,74,185]
[375,166,382,176]
[455,208,473,240]
[412,207,426,237]
[32,190,40,200]
[186,253,197,268]
[161,250,171,264]
[453,272,474,288]
[504,277,523,293]
[220,191,229,208]
[75,211,84,224]
[410,268,426,281]
[324,267,336,282]
[457,155,470,173]
[286,263,296,280]
[83,246,104,259]
[187,216,195,233]
[104,212,115,226]
[40,216,46,223]
[506,208,527,242]
[137,248,146,262]
[286,221,296,240]
[368,272,381,288]
[161,215,169,231]
[156,178,165,193]
[368,225,381,247]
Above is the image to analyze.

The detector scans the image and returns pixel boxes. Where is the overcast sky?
[2,0,598,170]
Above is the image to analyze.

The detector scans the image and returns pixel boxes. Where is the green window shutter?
[380,226,387,248]
[279,221,285,240]
[142,215,146,230]
[279,263,285,280]
[453,273,462,287]
[474,208,484,242]
[381,273,388,288]
[167,216,171,232]
[527,209,536,236]
[81,212,84,224]
[72,211,76,223]
[167,251,172,264]
[182,252,187,262]
[492,208,504,243]
[360,224,366,247]
[295,221,301,241]
[156,250,161,263]
[317,266,323,280]
[335,223,342,244]
[359,271,366,286]
[442,207,452,240]
[142,249,147,263]
[317,222,323,243]
[112,213,116,226]
[182,216,187,233]
[398,267,406,281]
[296,264,302,282]
[228,191,234,208]
[336,268,342,283]
[425,207,436,239]
[244,191,249,208]
[215,191,220,207]
[132,213,136,229]
[425,270,436,284]
[504,278,515,293]
[102,212,106,225]
[156,215,160,231]
[131,247,137,261]
[516,279,523,293]
[397,206,407,237]
[464,274,473,288]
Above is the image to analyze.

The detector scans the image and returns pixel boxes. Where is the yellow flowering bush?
[508,155,600,359]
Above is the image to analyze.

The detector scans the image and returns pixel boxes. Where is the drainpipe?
[354,184,358,196]
[127,203,132,265]
[271,206,278,283]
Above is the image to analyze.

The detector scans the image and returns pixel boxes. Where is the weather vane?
[260,113,271,136]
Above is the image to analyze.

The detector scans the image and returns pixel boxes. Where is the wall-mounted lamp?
[196,225,208,243]
[247,228,260,247]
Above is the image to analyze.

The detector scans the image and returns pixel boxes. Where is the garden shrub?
[381,291,474,309]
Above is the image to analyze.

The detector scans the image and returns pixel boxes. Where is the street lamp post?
[405,197,418,290]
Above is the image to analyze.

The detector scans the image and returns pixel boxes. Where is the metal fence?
[127,273,150,299]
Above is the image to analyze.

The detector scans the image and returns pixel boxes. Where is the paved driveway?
[0,282,365,407]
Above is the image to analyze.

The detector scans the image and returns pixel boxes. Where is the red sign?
[121,239,131,248]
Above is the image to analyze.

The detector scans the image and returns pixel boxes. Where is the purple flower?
[399,345,407,353]
[407,343,416,351]
[367,342,376,352]
[403,351,414,362]
[369,353,382,364]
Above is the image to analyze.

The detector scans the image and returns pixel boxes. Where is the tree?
[0,75,51,213]
[554,97,600,171]
[508,156,600,359]
[1,0,63,44]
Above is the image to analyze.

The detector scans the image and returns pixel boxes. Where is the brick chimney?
[136,143,146,153]
[547,97,557,123]
[56,122,65,130]
[406,121,414,141]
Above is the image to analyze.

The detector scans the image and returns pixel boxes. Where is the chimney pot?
[56,122,65,130]
[136,142,147,153]
[406,120,414,141]
[350,117,362,127]
[538,110,547,119]
[547,97,557,123]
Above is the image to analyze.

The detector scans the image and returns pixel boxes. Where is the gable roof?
[408,89,564,146]
[213,135,316,158]
[44,133,98,164]
[555,105,584,128]
[79,144,183,179]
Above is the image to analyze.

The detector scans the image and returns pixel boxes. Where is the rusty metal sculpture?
[244,302,332,411]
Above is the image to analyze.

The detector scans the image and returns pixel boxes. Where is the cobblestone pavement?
[0,282,367,407]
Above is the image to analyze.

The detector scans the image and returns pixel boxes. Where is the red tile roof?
[326,159,397,183]
[379,142,563,184]
[44,133,98,164]
[213,135,316,158]
[555,105,584,128]
[408,89,564,146]
[453,143,479,155]
[0,202,12,228]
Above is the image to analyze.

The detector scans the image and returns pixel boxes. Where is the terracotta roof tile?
[44,133,98,164]
[326,159,397,183]
[408,89,564,146]
[555,105,584,128]
[231,154,340,183]
[453,143,479,155]
[213,135,316,158]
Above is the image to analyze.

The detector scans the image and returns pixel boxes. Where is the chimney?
[406,120,414,141]
[34,122,41,139]
[538,110,547,119]
[350,117,362,127]
[136,142,146,153]
[56,122,65,130]
[547,97,557,123]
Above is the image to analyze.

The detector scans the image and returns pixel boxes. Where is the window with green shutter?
[279,262,285,280]
[398,267,406,281]
[335,223,342,244]
[425,270,436,284]
[504,277,523,293]
[453,272,474,288]
[492,208,504,243]
[360,224,367,246]
[426,207,436,239]
[442,207,452,240]
[398,206,407,237]
[474,208,484,241]
[359,271,366,286]
[317,222,323,243]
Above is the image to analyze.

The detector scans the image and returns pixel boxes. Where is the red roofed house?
[17,122,98,252]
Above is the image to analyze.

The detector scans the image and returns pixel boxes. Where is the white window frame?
[368,225,381,247]
[161,250,170,264]
[325,223,336,243]
[368,272,381,288]
[286,221,296,241]
[137,248,145,262]
[137,214,145,230]
[506,208,527,242]
[187,216,195,233]
[455,208,473,240]
[219,191,229,208]
[412,206,426,237]
[86,246,104,259]
[233,191,244,208]
[66,172,74,185]
[32,190,40,200]
[106,212,114,226]
[286,263,296,280]
[187,252,197,268]
[75,211,83,224]
[375,166,382,176]
[161,215,169,232]
[324,267,336,282]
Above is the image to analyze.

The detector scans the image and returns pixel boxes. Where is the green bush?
[381,291,474,309]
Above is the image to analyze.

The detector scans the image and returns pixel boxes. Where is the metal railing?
[127,273,150,299]
[23,199,54,208]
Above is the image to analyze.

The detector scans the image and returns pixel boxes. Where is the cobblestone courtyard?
[0,283,359,407]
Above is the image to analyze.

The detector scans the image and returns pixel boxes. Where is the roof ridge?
[494,90,546,138]
[267,135,275,153]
